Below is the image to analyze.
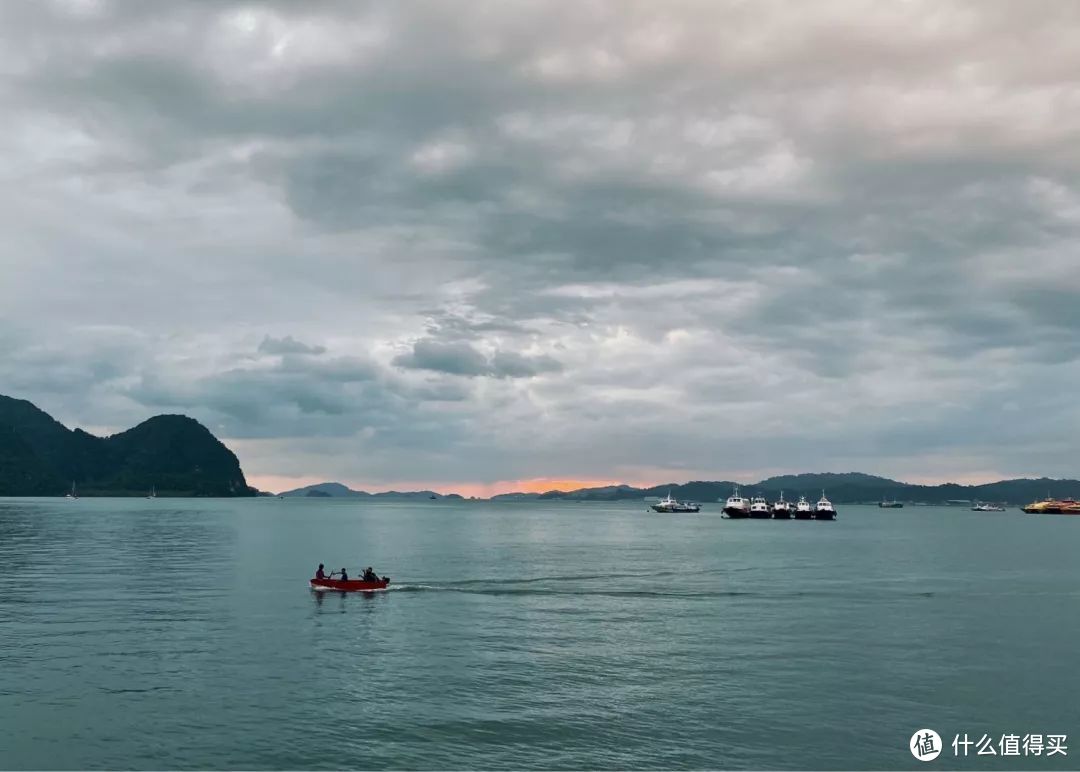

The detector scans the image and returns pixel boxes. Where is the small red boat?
[309,577,390,592]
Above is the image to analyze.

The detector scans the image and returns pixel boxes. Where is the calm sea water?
[0,498,1077,770]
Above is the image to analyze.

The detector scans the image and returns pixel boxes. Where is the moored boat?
[772,492,792,519]
[722,487,750,518]
[794,495,812,519]
[651,492,700,513]
[813,491,836,520]
[310,577,391,592]
[749,495,771,519]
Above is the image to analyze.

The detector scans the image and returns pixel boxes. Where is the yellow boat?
[1022,497,1080,514]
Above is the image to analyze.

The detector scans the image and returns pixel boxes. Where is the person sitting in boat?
[338,568,348,581]
[315,564,328,580]
[362,567,378,582]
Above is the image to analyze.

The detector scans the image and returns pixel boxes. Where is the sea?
[0,498,1077,770]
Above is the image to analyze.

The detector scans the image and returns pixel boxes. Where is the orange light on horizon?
[248,474,657,498]
[516,478,627,494]
[442,477,642,498]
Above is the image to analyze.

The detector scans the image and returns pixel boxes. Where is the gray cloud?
[395,338,562,379]
[2,1,1080,489]
[491,350,563,378]
[394,339,491,377]
[258,335,327,356]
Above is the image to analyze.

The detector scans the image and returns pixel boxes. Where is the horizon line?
[258,472,1074,498]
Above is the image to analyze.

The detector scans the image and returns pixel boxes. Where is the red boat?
[310,577,390,592]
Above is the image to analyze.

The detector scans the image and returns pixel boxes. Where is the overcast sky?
[2,0,1079,494]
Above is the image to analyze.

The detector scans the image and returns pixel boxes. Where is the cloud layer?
[2,0,1079,492]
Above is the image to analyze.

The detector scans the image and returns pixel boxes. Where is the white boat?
[146,485,156,500]
[972,502,1005,512]
[813,491,836,520]
[721,486,749,518]
[794,495,812,519]
[64,481,78,500]
[772,492,792,519]
[651,492,700,513]
[749,495,771,518]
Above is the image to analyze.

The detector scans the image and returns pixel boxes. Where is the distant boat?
[1021,497,1080,514]
[749,495,771,519]
[794,495,812,520]
[146,485,156,500]
[429,494,438,500]
[651,491,700,513]
[971,502,1004,512]
[64,481,78,500]
[813,491,836,520]
[771,491,792,519]
[722,486,750,518]
[878,496,903,508]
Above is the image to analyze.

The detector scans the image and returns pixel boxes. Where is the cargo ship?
[1021,497,1080,514]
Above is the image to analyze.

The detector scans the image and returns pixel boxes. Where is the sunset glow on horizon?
[248,475,657,498]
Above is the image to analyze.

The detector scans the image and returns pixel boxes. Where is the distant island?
[279,473,1080,506]
[278,482,463,501]
[0,395,254,497]
[489,473,1080,506]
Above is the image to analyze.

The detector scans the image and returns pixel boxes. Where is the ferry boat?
[794,495,812,519]
[722,487,750,518]
[813,491,836,520]
[651,492,701,513]
[749,495,771,518]
[1021,497,1080,515]
[971,501,1005,512]
[771,492,792,519]
[878,498,903,508]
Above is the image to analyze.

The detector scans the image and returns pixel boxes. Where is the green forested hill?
[0,395,254,496]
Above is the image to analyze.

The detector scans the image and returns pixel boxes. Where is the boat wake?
[384,582,911,600]
[387,583,760,598]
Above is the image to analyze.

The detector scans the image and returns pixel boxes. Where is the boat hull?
[813,511,836,520]
[794,510,812,520]
[651,504,700,513]
[723,507,749,518]
[772,508,792,519]
[749,510,771,519]
[310,578,390,592]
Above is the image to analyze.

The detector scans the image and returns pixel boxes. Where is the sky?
[2,0,1080,495]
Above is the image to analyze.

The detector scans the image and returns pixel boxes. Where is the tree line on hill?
[0,395,253,497]
[493,472,1079,505]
